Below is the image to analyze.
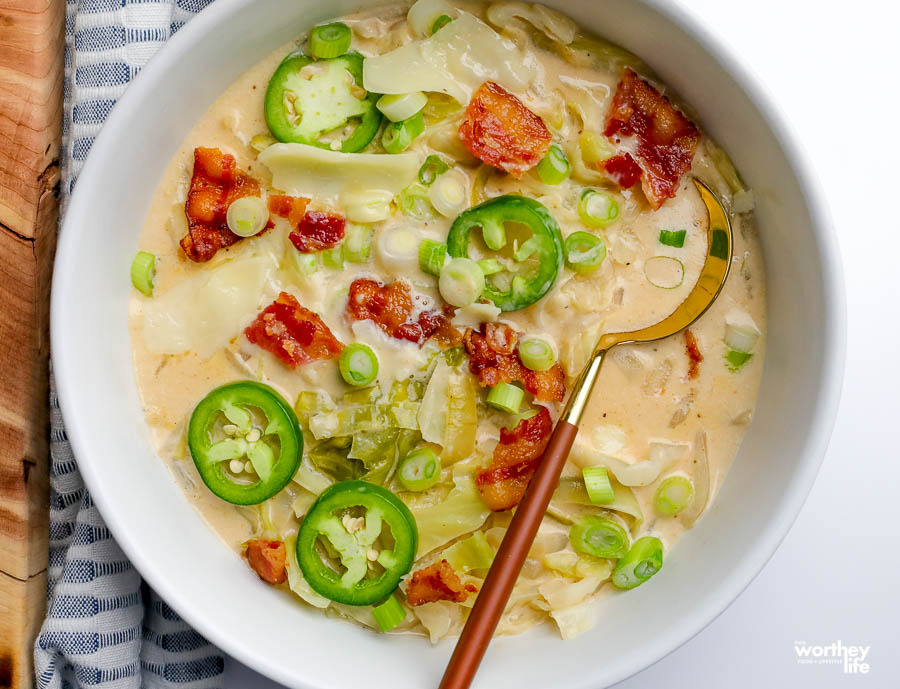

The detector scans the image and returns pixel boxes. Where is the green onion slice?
[578,189,619,227]
[372,594,406,632]
[309,22,352,59]
[399,184,434,221]
[654,475,694,515]
[536,144,571,185]
[518,337,555,372]
[438,256,484,307]
[582,466,615,504]
[477,258,503,276]
[226,195,269,238]
[710,228,729,260]
[644,255,684,289]
[377,92,428,123]
[418,154,451,185]
[428,168,467,218]
[130,251,156,296]
[611,536,663,590]
[321,244,344,270]
[486,382,524,414]
[398,448,441,491]
[339,343,379,386]
[658,229,687,248]
[725,349,753,371]
[431,14,452,33]
[382,111,425,154]
[570,514,630,559]
[343,224,373,263]
[418,239,447,276]
[565,231,607,274]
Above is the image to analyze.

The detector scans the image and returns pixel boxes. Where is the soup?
[129,0,765,641]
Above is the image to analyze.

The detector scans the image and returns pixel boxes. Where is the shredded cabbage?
[284,533,331,608]
[538,575,603,610]
[417,361,477,462]
[551,476,643,531]
[549,598,602,640]
[259,143,420,199]
[362,13,531,103]
[485,2,577,44]
[411,474,490,556]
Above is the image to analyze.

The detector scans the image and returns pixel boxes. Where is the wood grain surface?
[0,0,65,686]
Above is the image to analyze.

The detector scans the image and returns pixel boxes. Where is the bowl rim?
[50,0,846,687]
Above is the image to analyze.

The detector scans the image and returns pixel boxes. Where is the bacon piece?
[289,211,346,253]
[182,147,271,262]
[463,323,565,403]
[603,153,642,189]
[476,406,553,511]
[458,81,551,178]
[603,69,700,209]
[245,539,287,584]
[268,194,310,228]
[347,278,461,347]
[407,560,473,606]
[245,292,343,368]
[684,328,703,379]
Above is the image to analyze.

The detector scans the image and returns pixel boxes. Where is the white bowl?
[51,1,845,687]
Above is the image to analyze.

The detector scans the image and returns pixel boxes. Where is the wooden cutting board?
[0,0,64,687]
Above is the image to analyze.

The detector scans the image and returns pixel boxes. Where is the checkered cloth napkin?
[34,1,227,687]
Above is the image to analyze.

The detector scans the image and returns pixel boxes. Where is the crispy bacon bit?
[684,328,703,379]
[407,560,472,606]
[458,81,551,178]
[182,147,271,262]
[346,278,461,347]
[603,69,700,209]
[603,153,642,189]
[245,292,343,368]
[268,194,310,228]
[476,406,553,511]
[463,323,565,402]
[245,539,287,584]
[289,211,346,253]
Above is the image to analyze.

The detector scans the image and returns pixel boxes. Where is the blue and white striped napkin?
[35,2,225,687]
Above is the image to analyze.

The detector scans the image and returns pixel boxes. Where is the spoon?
[438,178,733,689]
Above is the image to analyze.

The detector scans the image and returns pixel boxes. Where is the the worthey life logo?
[794,640,871,674]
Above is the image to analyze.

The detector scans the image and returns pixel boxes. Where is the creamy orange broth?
[129,1,765,639]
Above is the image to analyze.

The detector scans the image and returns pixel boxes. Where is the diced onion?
[439,256,484,307]
[226,195,269,237]
[428,167,468,217]
[377,92,428,122]
[342,189,393,223]
[643,256,684,289]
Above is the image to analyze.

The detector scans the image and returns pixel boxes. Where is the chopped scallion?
[418,239,447,276]
[428,168,467,218]
[438,256,484,307]
[398,183,434,221]
[309,22,352,59]
[398,448,441,491]
[536,144,571,185]
[431,14,452,33]
[372,594,406,632]
[710,228,729,260]
[518,337,555,372]
[611,536,663,590]
[226,195,269,237]
[570,515,629,560]
[725,349,753,371]
[565,231,607,274]
[644,255,684,289]
[343,224,373,263]
[653,475,694,515]
[658,229,687,248]
[339,343,379,387]
[344,189,393,224]
[582,466,615,504]
[578,189,619,227]
[321,245,344,270]
[486,382,524,414]
[418,154,450,185]
[130,251,156,296]
[477,258,503,276]
[376,92,428,123]
[382,111,425,154]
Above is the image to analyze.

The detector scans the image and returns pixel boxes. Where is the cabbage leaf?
[411,474,490,557]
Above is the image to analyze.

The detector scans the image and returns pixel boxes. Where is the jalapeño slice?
[297,481,417,606]
[188,381,302,505]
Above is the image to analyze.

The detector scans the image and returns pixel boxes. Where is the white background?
[228,0,900,686]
